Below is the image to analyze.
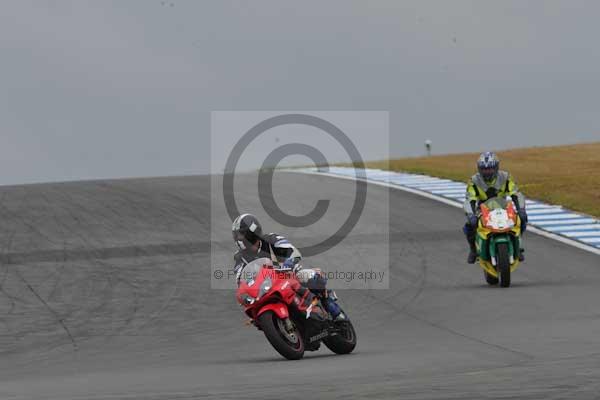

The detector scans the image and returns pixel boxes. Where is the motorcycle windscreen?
[238,257,273,285]
[482,197,510,210]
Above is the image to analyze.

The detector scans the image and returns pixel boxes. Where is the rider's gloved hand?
[468,214,478,228]
[282,257,304,274]
[281,257,296,270]
[518,209,528,232]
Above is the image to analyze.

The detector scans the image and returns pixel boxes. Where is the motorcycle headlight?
[238,293,255,306]
[258,278,273,299]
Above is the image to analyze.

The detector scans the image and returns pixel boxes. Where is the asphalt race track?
[0,172,599,399]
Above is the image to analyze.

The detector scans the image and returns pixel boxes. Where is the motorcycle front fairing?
[236,258,328,325]
[476,197,522,277]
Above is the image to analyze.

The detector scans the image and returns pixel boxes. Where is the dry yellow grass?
[364,142,600,218]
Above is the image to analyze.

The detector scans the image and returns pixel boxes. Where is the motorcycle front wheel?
[497,242,511,288]
[258,311,304,360]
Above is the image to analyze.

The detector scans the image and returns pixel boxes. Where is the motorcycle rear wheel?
[323,318,357,355]
[258,311,304,360]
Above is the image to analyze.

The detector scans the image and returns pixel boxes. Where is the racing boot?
[518,236,525,261]
[467,242,477,264]
[466,234,477,264]
[463,223,477,264]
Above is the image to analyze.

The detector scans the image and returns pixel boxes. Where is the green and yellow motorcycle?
[475,197,523,287]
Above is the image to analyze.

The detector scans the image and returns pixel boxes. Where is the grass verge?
[363,142,600,218]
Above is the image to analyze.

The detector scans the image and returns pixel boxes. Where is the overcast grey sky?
[1,1,599,185]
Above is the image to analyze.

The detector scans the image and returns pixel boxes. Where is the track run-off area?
[0,172,599,399]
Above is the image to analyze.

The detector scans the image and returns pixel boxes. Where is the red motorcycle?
[236,257,357,360]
